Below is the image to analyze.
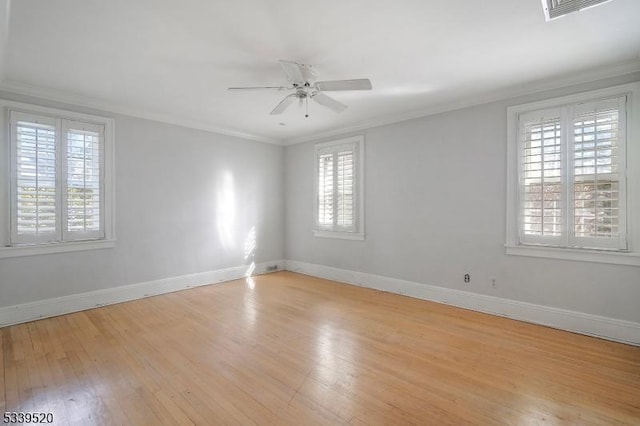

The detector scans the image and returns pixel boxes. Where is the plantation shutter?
[570,97,626,249]
[337,149,354,226]
[318,152,334,227]
[63,121,105,240]
[316,142,358,233]
[519,108,564,246]
[517,97,627,250]
[9,111,108,246]
[10,112,59,244]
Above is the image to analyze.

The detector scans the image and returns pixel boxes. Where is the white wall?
[0,92,284,308]
[284,72,640,324]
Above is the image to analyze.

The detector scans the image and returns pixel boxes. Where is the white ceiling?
[1,0,639,144]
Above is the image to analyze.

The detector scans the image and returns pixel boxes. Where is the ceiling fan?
[228,60,372,117]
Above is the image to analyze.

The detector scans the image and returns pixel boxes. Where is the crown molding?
[0,80,285,145]
[283,59,640,145]
[1,59,638,147]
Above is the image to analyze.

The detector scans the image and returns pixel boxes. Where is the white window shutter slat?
[318,153,334,227]
[63,121,105,241]
[519,110,563,246]
[337,151,354,227]
[569,97,626,249]
[10,112,60,244]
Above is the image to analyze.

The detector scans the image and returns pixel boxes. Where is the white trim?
[1,61,638,147]
[0,260,284,327]
[313,135,365,239]
[506,82,640,263]
[0,81,283,145]
[505,244,640,266]
[283,260,640,346]
[0,238,116,258]
[2,99,116,126]
[506,82,640,116]
[313,230,365,240]
[1,99,116,251]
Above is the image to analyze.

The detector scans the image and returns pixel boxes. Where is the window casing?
[314,136,364,240]
[1,101,114,257]
[506,83,640,266]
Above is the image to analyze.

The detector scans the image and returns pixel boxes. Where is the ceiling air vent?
[541,0,613,21]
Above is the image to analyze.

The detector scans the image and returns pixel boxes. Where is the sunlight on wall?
[216,170,236,250]
[244,226,256,260]
[244,225,256,278]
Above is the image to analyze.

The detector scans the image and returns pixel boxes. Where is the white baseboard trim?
[0,260,285,328]
[284,260,640,346]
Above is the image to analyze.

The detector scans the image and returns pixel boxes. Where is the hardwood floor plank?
[1,271,639,425]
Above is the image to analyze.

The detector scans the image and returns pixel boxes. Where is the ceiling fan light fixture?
[541,0,614,21]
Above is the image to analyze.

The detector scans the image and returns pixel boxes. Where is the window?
[0,101,114,257]
[314,136,364,239]
[506,83,640,266]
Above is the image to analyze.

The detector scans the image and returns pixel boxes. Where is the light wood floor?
[1,271,639,425]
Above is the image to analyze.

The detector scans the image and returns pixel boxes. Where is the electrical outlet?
[266,265,278,272]
[464,274,470,283]
[490,277,496,288]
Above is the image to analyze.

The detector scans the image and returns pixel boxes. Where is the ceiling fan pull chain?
[305,97,309,118]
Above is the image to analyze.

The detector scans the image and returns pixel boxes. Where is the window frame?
[313,135,365,240]
[0,100,115,258]
[506,82,640,266]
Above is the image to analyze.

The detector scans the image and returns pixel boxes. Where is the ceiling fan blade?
[270,94,296,115]
[228,86,289,91]
[279,60,306,84]
[315,79,372,91]
[313,92,347,113]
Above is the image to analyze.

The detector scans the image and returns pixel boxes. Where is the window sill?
[313,230,365,241]
[0,239,116,259]
[505,244,640,266]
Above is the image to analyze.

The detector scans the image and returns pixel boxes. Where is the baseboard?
[0,260,285,327]
[284,260,640,346]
